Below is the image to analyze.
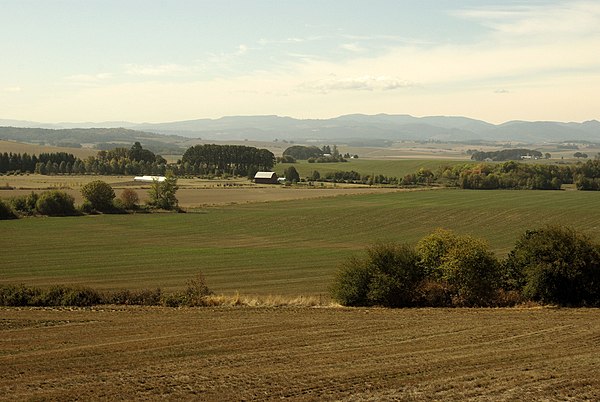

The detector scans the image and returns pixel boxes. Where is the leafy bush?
[330,256,373,306]
[9,192,38,215]
[81,180,116,212]
[417,229,501,306]
[283,166,300,183]
[119,188,140,210]
[331,243,425,307]
[105,288,162,305]
[35,190,76,216]
[147,172,179,210]
[184,272,213,306]
[61,287,102,306]
[0,284,34,305]
[79,200,96,214]
[0,284,100,306]
[505,226,600,306]
[0,199,18,220]
[159,293,185,307]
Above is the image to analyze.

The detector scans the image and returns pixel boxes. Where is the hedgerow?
[331,226,600,308]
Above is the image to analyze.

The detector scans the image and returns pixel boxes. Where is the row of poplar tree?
[0,143,276,177]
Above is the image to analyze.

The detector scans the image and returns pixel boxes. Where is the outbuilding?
[134,175,166,183]
[254,171,279,184]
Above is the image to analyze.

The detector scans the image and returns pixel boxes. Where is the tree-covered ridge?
[181,144,275,176]
[0,126,185,154]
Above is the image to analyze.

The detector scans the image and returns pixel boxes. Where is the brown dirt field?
[1,307,599,401]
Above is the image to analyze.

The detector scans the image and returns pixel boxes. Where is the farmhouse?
[134,175,166,183]
[254,171,279,184]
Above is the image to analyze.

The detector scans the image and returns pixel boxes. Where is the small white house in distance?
[134,175,166,183]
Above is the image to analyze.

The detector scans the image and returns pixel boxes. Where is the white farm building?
[134,175,166,183]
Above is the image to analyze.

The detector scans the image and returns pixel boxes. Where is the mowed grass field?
[1,307,599,401]
[3,188,600,295]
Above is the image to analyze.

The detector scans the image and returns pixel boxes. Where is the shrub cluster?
[0,199,18,220]
[0,273,213,308]
[331,226,600,307]
[1,177,175,218]
[0,284,101,307]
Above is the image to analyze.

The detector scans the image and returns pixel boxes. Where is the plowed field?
[1,307,599,401]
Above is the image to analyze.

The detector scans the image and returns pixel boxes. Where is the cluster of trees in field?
[0,175,180,220]
[0,273,212,307]
[331,226,600,308]
[443,162,568,190]
[0,151,78,174]
[469,148,544,161]
[180,144,275,177]
[304,170,400,185]
[0,142,168,176]
[388,160,600,191]
[282,145,356,164]
[574,159,600,190]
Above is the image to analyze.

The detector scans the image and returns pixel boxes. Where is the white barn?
[134,175,166,183]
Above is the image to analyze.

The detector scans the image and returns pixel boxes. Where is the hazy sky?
[1,0,599,123]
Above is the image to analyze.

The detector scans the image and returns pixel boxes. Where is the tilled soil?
[1,306,599,401]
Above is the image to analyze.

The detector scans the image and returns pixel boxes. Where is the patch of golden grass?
[202,293,336,307]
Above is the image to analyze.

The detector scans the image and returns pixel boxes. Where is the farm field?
[0,173,397,207]
[275,158,464,179]
[1,307,599,401]
[3,189,600,295]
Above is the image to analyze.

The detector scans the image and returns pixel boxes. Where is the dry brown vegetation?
[1,307,599,401]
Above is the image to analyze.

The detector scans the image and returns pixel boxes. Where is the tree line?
[181,144,275,177]
[1,142,275,178]
[470,148,544,161]
[331,226,600,308]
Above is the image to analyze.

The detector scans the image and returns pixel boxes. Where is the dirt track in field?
[1,307,599,401]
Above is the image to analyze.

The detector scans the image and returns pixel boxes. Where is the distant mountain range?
[2,114,600,144]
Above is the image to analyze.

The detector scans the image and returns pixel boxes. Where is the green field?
[275,159,464,179]
[3,188,600,295]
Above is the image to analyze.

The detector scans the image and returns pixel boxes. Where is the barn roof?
[254,171,277,179]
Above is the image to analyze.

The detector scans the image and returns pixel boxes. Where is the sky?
[1,0,599,124]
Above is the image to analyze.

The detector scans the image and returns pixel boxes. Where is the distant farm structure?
[254,172,279,184]
[134,176,166,183]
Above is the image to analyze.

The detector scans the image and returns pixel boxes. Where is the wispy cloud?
[65,73,112,83]
[125,63,192,77]
[300,74,416,93]
[455,1,600,38]
[340,43,366,53]
[3,86,22,93]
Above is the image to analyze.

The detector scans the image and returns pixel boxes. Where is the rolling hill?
[2,114,600,145]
